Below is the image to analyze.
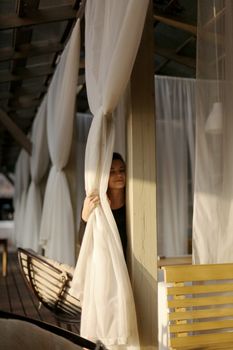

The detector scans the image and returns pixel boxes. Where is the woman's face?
[108,159,126,190]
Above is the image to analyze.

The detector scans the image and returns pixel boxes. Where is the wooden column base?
[0,239,8,277]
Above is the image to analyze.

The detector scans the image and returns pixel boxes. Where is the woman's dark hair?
[112,152,125,164]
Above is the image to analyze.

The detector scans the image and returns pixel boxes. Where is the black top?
[78,205,127,258]
[112,205,127,257]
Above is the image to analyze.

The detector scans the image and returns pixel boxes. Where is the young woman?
[78,152,127,257]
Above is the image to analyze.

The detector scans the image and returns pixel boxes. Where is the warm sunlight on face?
[108,159,126,190]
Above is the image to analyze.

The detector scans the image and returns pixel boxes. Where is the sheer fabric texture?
[155,76,195,257]
[193,0,232,263]
[76,113,93,232]
[14,149,30,247]
[39,20,80,266]
[22,97,50,251]
[70,1,149,348]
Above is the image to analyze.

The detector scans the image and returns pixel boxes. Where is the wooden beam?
[175,36,195,53]
[6,99,40,111]
[16,0,40,17]
[0,87,47,100]
[154,13,197,35]
[0,65,54,83]
[156,45,196,69]
[0,109,32,155]
[0,42,64,62]
[0,6,77,30]
[1,171,14,185]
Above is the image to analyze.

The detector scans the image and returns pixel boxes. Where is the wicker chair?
[18,248,81,324]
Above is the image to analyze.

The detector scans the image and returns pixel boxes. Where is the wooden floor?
[0,251,80,334]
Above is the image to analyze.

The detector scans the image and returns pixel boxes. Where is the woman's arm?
[78,193,100,245]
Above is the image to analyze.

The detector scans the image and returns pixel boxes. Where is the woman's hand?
[81,193,100,222]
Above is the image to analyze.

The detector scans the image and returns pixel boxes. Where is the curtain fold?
[13,149,30,247]
[155,76,196,257]
[71,1,149,348]
[22,97,49,251]
[39,20,80,265]
[76,113,93,234]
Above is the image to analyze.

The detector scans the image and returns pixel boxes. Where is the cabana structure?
[0,1,198,349]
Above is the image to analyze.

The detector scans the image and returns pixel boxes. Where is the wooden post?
[127,1,157,349]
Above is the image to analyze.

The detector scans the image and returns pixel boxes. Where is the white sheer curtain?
[113,88,129,159]
[21,97,49,251]
[76,112,93,232]
[14,149,30,247]
[155,76,195,257]
[70,1,148,348]
[193,0,233,263]
[39,20,80,266]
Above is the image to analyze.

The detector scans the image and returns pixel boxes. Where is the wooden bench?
[157,255,192,268]
[162,263,233,350]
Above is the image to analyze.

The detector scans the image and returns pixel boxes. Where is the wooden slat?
[169,307,233,321]
[163,263,233,349]
[170,319,233,333]
[168,283,233,295]
[168,295,233,308]
[170,332,233,349]
[163,263,233,283]
[158,255,192,268]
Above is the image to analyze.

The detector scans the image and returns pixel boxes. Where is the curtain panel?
[13,149,30,247]
[193,0,233,263]
[21,97,50,251]
[155,75,196,257]
[70,1,149,348]
[39,20,80,266]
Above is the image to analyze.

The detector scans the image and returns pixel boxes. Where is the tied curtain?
[155,76,195,257]
[22,97,49,251]
[70,0,149,348]
[193,0,233,263]
[39,20,80,266]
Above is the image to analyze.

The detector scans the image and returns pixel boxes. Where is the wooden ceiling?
[0,0,197,177]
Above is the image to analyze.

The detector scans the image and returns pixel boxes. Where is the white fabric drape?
[76,112,93,231]
[155,76,196,257]
[39,20,80,266]
[21,97,49,251]
[113,88,128,160]
[193,0,233,263]
[14,149,30,247]
[71,1,149,348]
